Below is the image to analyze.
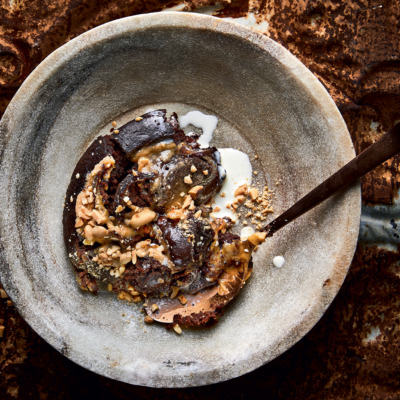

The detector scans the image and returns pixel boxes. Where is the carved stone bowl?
[0,12,360,387]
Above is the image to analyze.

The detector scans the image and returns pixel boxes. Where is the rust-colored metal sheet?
[0,1,399,398]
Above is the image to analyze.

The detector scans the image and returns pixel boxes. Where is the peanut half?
[130,208,156,228]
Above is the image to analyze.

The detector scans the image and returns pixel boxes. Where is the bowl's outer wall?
[0,12,360,387]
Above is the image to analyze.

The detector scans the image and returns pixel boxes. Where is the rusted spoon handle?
[263,123,400,237]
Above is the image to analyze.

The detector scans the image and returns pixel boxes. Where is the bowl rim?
[0,11,360,387]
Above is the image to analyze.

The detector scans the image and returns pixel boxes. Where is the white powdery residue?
[179,111,218,148]
[273,256,285,268]
[223,13,269,34]
[212,148,252,221]
[363,326,381,345]
[370,120,379,131]
[240,227,254,241]
[161,3,186,12]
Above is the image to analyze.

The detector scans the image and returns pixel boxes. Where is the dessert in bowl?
[64,108,265,329]
[0,12,360,387]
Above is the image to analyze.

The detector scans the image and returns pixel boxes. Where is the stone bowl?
[0,12,360,387]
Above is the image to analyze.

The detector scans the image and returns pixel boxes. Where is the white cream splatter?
[179,111,218,148]
[212,148,253,221]
[240,227,255,241]
[178,110,253,222]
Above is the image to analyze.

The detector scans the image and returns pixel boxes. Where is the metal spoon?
[146,123,400,324]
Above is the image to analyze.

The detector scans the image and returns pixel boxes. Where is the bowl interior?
[0,13,359,387]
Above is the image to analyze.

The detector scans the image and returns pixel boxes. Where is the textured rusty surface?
[0,0,399,398]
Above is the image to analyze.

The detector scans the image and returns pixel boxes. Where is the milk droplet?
[273,256,285,268]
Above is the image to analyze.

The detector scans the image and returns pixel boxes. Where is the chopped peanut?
[91,226,108,239]
[194,210,202,218]
[182,195,193,209]
[188,185,203,197]
[138,157,150,171]
[184,175,193,184]
[115,205,124,213]
[236,195,246,204]
[234,184,248,197]
[178,295,187,305]
[119,252,132,265]
[75,218,84,228]
[166,209,185,220]
[127,286,140,296]
[136,239,151,249]
[92,209,108,225]
[173,324,182,334]
[130,208,156,228]
[170,286,179,299]
[249,188,259,200]
[151,303,159,312]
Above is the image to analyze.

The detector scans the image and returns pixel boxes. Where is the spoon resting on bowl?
[146,123,400,325]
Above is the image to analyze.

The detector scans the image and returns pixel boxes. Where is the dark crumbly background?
[0,1,399,398]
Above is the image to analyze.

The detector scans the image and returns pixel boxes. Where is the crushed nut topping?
[183,175,193,184]
[188,185,203,197]
[66,111,274,332]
